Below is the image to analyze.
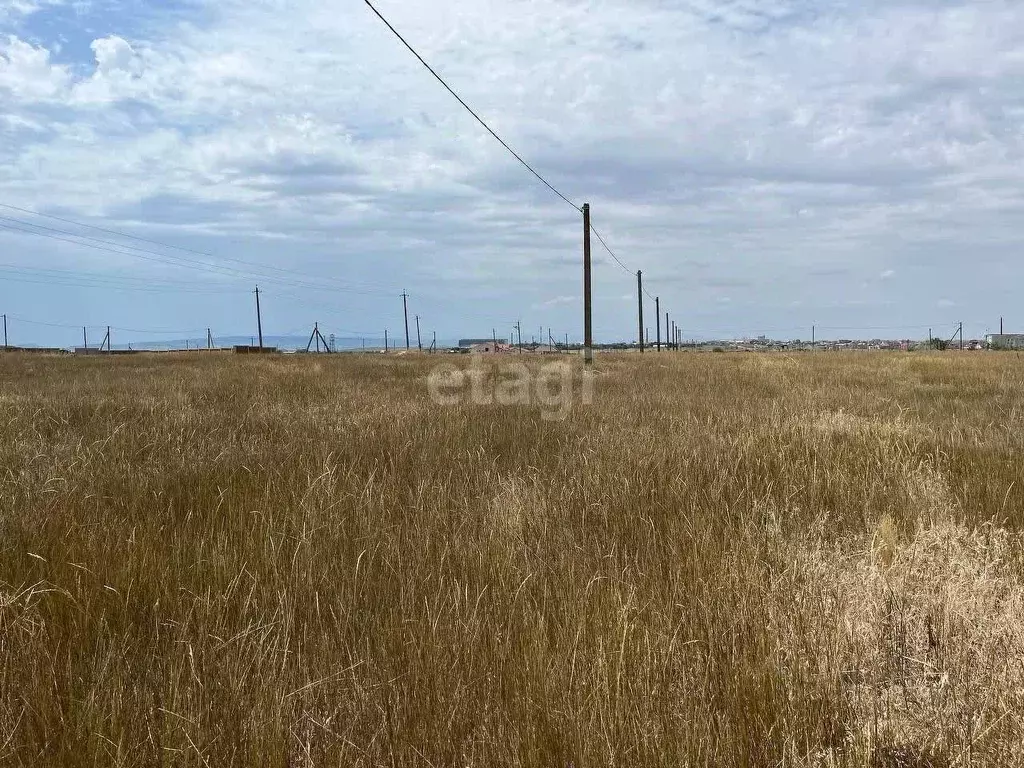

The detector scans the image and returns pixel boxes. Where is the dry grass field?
[1,350,1023,767]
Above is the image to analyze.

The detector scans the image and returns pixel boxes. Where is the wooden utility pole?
[254,285,264,349]
[1000,317,1004,335]
[306,323,332,353]
[515,321,523,353]
[665,312,670,351]
[385,329,388,352]
[655,298,661,352]
[548,327,553,353]
[207,328,213,350]
[637,271,644,353]
[960,322,964,351]
[83,327,87,350]
[401,291,410,349]
[416,315,422,350]
[812,325,816,349]
[583,203,593,365]
[106,326,111,352]
[3,313,7,351]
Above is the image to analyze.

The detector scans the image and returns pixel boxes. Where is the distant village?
[455,332,1024,354]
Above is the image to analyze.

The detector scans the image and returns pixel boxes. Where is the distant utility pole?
[655,298,661,352]
[83,327,88,351]
[812,325,816,349]
[106,326,111,352]
[306,322,331,353]
[548,327,553,353]
[960,322,964,351]
[515,321,523,353]
[583,202,593,365]
[637,271,644,353]
[385,329,389,352]
[1000,317,1004,335]
[665,313,670,351]
[565,332,569,348]
[416,315,422,350]
[254,285,264,349]
[493,328,498,349]
[432,330,437,353]
[3,313,7,351]
[401,290,410,349]
[207,328,213,350]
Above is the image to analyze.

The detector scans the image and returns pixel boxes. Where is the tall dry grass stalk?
[0,351,1022,766]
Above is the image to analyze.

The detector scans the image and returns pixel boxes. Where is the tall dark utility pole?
[655,297,661,352]
[2,313,7,351]
[416,315,422,350]
[637,271,644,353]
[515,321,523,354]
[959,322,964,351]
[250,286,260,352]
[665,312,670,351]
[401,290,410,349]
[83,327,87,351]
[207,328,213,350]
[583,203,593,365]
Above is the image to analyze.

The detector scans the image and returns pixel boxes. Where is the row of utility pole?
[633,267,683,353]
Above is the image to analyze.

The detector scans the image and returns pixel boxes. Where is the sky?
[1,0,1022,347]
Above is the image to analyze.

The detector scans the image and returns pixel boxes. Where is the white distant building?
[986,334,1024,350]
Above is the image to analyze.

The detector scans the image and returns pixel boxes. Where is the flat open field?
[1,351,1023,767]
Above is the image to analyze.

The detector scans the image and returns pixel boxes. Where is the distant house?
[468,343,504,354]
[986,334,1024,350]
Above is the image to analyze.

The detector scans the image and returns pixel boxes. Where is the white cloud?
[541,296,577,307]
[0,35,70,99]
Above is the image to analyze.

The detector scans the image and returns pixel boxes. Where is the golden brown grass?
[0,350,1022,766]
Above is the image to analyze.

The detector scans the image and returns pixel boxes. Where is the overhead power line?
[363,0,580,212]
[0,203,398,294]
[362,1,665,304]
[0,219,391,297]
